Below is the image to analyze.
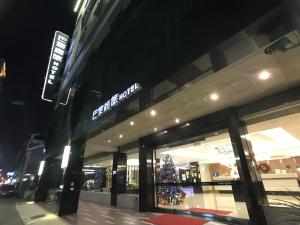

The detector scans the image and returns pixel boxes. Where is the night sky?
[0,0,76,171]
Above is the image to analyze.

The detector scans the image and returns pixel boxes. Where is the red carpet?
[144,214,208,225]
[189,208,232,216]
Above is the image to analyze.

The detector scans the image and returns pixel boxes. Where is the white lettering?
[92,83,141,121]
[56,41,67,50]
[92,109,98,120]
[58,35,68,43]
[54,47,65,56]
[52,53,63,62]
[103,100,111,112]
[111,94,119,107]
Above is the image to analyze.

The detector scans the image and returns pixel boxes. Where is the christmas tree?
[158,154,185,205]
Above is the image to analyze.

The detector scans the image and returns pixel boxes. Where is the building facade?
[36,1,300,225]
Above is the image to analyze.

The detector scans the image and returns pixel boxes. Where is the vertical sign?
[42,31,70,103]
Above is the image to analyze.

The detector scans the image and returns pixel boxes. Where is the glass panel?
[126,149,139,189]
[245,112,300,206]
[154,130,248,219]
[82,156,113,192]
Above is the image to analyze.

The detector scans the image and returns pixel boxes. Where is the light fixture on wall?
[119,134,123,138]
[61,146,71,169]
[130,121,135,126]
[175,118,180,124]
[154,127,158,132]
[38,161,45,176]
[107,140,111,143]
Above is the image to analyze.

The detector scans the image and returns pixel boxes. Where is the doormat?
[144,214,208,225]
[189,208,232,216]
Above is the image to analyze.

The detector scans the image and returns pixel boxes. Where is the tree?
[158,154,185,205]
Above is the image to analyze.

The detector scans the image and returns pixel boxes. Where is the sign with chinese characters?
[92,83,141,121]
[42,31,70,103]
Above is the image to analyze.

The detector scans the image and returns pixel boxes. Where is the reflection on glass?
[82,157,113,192]
[245,112,300,206]
[126,154,139,189]
[154,130,248,219]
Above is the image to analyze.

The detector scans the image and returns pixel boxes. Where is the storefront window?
[154,130,249,219]
[82,156,113,192]
[245,112,300,206]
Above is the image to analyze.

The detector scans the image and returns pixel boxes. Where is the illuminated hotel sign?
[92,83,141,121]
[42,31,70,103]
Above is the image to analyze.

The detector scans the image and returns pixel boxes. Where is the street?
[0,197,23,225]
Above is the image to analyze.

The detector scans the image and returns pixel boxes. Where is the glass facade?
[153,130,248,219]
[126,149,139,190]
[82,157,113,192]
[245,112,300,207]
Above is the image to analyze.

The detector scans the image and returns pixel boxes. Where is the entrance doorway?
[153,129,249,220]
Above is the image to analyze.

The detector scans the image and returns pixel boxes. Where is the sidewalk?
[16,201,68,225]
[16,200,228,225]
[0,197,23,225]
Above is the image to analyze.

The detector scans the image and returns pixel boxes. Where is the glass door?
[244,111,300,224]
[153,129,249,220]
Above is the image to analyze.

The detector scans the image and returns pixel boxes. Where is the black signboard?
[42,31,70,104]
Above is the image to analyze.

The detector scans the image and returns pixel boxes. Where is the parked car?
[0,184,16,197]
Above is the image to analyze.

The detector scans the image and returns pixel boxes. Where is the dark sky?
[0,0,76,171]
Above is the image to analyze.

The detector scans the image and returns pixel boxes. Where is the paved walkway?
[0,197,23,225]
[16,200,229,225]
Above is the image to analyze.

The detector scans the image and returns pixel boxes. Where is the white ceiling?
[85,31,300,158]
[156,112,300,165]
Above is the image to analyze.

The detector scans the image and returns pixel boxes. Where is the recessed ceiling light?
[258,70,271,80]
[130,121,135,126]
[107,140,111,143]
[150,110,157,116]
[154,127,158,132]
[119,134,123,138]
[175,118,180,124]
[210,93,219,101]
[186,123,190,126]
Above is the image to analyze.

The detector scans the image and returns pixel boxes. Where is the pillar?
[57,138,85,216]
[228,114,268,225]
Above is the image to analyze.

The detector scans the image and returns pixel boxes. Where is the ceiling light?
[186,123,190,126]
[258,70,271,80]
[210,93,219,101]
[164,130,168,134]
[119,134,123,138]
[107,140,111,143]
[130,121,135,126]
[175,118,180,124]
[150,110,157,116]
[154,127,158,132]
